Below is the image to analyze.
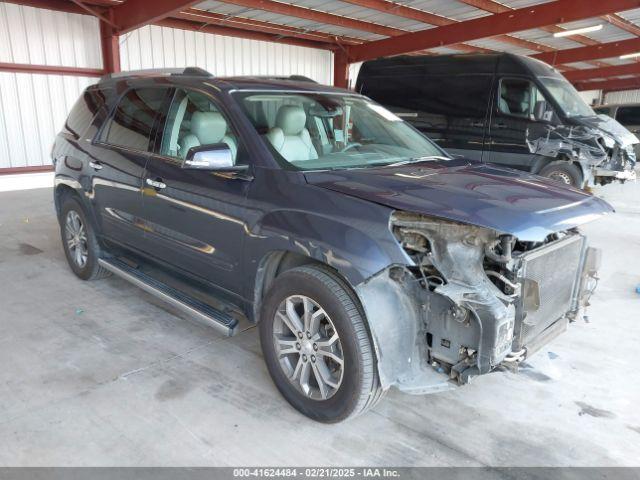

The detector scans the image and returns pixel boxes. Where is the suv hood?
[304,159,613,242]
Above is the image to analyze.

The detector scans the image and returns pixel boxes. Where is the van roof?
[357,53,561,79]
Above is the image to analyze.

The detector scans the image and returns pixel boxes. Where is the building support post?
[333,51,349,89]
[100,19,120,74]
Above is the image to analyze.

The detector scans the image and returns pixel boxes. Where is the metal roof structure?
[4,0,640,92]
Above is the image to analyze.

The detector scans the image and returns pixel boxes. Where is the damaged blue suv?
[53,68,612,422]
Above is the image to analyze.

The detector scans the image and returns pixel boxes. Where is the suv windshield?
[539,77,595,118]
[234,91,445,170]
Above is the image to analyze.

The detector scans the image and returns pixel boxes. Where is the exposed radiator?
[514,234,585,349]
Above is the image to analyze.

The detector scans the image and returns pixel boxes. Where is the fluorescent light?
[553,24,603,37]
[620,52,640,59]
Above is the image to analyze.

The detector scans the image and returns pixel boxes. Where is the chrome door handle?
[146,178,166,189]
[89,161,103,170]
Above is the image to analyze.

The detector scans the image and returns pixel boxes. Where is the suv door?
[487,77,553,171]
[91,87,170,248]
[140,88,252,297]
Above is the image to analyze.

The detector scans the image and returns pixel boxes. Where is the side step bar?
[98,258,238,336]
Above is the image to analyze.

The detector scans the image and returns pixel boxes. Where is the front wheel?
[539,162,583,188]
[259,266,384,423]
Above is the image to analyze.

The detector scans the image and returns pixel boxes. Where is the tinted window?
[64,89,106,138]
[498,78,532,117]
[159,89,239,162]
[361,74,492,119]
[101,88,167,151]
[616,106,640,126]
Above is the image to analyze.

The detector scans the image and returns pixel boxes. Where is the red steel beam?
[214,0,498,54]
[457,0,602,46]
[600,13,640,36]
[111,0,202,35]
[100,17,120,73]
[575,77,640,92]
[176,8,363,45]
[533,37,640,65]
[341,0,554,53]
[0,61,104,76]
[563,62,640,82]
[214,0,404,37]
[346,0,640,62]
[334,51,349,88]
[156,17,336,50]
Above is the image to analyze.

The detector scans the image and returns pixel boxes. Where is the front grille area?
[515,235,585,348]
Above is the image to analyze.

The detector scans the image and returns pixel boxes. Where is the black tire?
[539,162,583,188]
[259,265,384,423]
[59,195,111,281]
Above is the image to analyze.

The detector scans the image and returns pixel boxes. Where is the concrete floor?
[0,180,639,467]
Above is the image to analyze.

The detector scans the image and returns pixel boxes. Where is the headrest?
[191,111,227,144]
[275,105,306,136]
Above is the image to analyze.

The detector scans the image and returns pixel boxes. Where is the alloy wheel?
[272,295,344,400]
[65,210,88,268]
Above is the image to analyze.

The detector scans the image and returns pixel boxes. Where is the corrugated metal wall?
[119,25,333,83]
[0,3,334,171]
[605,89,640,104]
[0,2,101,170]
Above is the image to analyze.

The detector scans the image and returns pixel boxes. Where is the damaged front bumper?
[355,213,601,394]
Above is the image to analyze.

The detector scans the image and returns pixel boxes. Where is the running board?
[98,258,238,336]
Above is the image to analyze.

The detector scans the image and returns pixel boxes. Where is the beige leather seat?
[179,111,237,160]
[266,105,318,162]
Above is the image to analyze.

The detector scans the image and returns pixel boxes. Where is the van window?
[498,79,533,117]
[159,89,238,162]
[361,74,492,119]
[616,106,640,126]
[100,88,167,151]
[593,106,612,117]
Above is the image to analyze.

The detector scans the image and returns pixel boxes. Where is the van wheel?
[539,162,583,188]
[259,266,384,423]
[59,196,111,281]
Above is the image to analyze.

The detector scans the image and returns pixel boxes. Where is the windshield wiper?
[384,155,450,167]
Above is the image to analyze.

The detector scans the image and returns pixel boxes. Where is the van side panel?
[357,56,496,162]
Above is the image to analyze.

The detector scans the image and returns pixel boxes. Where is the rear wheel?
[59,196,111,281]
[539,162,583,188]
[259,266,383,423]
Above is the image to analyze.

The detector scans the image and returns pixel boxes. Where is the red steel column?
[100,18,120,74]
[333,51,349,89]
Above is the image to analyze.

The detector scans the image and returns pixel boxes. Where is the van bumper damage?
[355,213,601,394]
[526,117,638,187]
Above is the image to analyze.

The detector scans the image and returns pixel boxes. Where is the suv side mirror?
[183,143,246,171]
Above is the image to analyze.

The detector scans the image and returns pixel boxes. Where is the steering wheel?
[340,142,362,152]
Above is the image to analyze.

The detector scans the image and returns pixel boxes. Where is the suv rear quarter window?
[63,88,106,139]
[100,88,168,151]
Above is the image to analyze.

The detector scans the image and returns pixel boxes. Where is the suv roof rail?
[241,75,317,83]
[99,67,212,83]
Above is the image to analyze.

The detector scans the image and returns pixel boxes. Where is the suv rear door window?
[616,106,640,126]
[100,88,167,151]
